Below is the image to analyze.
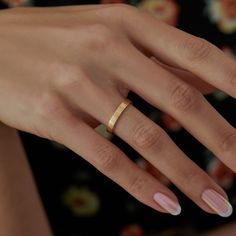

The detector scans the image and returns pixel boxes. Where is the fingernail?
[202,189,233,217]
[153,192,181,216]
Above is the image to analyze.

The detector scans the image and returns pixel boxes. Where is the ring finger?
[65,78,233,217]
[111,42,236,173]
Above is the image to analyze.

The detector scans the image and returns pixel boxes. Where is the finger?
[124,8,236,98]
[63,75,232,217]
[54,114,181,216]
[111,103,233,217]
[111,43,236,174]
[151,57,217,94]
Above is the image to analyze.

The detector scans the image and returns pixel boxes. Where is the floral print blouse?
[0,0,236,236]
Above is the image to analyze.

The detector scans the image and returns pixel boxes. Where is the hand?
[0,4,235,217]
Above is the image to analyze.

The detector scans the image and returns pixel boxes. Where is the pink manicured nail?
[153,193,181,215]
[202,189,233,217]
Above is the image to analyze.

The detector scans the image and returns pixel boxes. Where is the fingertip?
[153,192,181,216]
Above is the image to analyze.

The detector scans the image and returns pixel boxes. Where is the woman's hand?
[0,4,235,217]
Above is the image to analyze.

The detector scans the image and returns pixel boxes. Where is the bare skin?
[0,4,236,216]
[0,123,52,236]
[200,221,236,236]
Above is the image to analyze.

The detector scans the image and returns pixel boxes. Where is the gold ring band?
[107,99,132,134]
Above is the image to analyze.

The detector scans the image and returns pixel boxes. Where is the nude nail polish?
[153,192,181,216]
[202,189,233,217]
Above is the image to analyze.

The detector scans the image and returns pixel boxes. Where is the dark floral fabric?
[1,0,236,235]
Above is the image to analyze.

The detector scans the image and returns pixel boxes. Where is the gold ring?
[107,99,132,134]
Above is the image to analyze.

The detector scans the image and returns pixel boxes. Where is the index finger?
[123,6,236,98]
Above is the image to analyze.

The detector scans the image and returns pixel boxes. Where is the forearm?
[200,222,236,236]
[0,123,53,236]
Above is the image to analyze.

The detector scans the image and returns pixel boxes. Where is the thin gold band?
[107,99,132,134]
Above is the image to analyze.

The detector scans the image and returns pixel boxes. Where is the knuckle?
[170,81,201,112]
[30,122,49,140]
[129,175,147,195]
[95,144,121,173]
[114,3,134,10]
[220,131,236,153]
[131,123,164,151]
[226,69,236,88]
[112,3,137,14]
[52,62,90,93]
[35,92,63,119]
[33,124,58,142]
[180,37,213,62]
[86,24,118,51]
[103,4,138,27]
[32,92,70,139]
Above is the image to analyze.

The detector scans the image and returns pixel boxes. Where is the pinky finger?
[56,114,181,216]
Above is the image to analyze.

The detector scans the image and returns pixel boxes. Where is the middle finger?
[112,43,236,173]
